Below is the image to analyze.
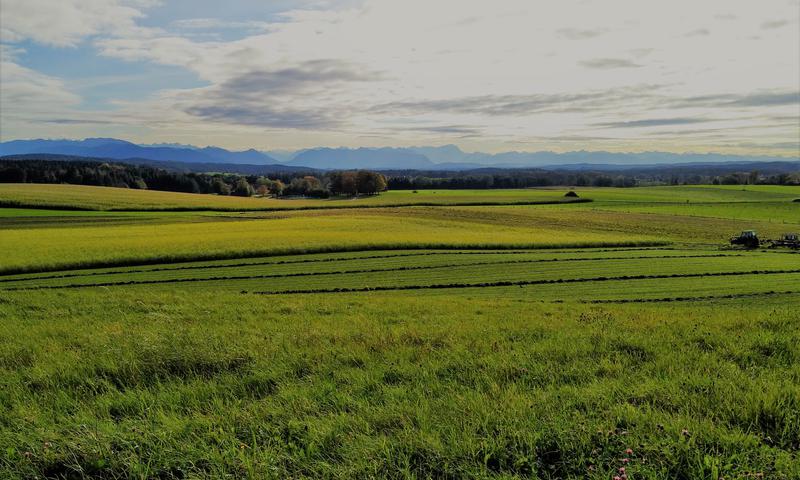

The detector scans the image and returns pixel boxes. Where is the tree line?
[384,169,799,189]
[0,158,388,197]
[1,157,796,197]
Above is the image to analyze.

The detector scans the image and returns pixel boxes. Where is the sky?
[1,0,799,156]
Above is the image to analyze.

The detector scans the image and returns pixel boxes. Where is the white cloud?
[0,47,80,113]
[0,0,156,47]
[1,0,798,155]
[170,18,269,31]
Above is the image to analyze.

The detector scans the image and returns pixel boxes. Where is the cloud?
[180,60,377,129]
[579,58,642,69]
[183,105,341,129]
[371,86,662,116]
[1,0,798,157]
[761,20,789,29]
[0,0,150,47]
[675,91,800,108]
[399,125,483,135]
[0,48,81,116]
[557,28,607,39]
[595,118,713,128]
[217,60,380,96]
[732,141,800,151]
[39,118,116,125]
[170,18,269,30]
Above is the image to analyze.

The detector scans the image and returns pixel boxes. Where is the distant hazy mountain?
[264,150,299,163]
[410,145,489,165]
[0,138,795,171]
[290,147,436,170]
[414,145,796,169]
[0,138,279,165]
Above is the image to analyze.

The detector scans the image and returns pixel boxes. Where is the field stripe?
[240,269,800,295]
[0,241,671,276]
[583,290,799,303]
[4,246,684,280]
[0,253,748,290]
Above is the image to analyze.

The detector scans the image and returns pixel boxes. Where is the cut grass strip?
[0,240,670,276]
[584,290,799,303]
[0,253,745,290]
[245,269,800,295]
[0,246,682,282]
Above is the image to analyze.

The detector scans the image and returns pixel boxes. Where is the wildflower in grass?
[625,448,633,455]
[622,457,630,464]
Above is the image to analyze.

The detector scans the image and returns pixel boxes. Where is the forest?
[1,156,797,200]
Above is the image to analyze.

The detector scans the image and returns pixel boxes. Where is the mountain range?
[0,138,280,165]
[1,137,796,171]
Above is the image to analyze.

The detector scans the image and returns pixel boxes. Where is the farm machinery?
[729,230,760,249]
[768,233,799,250]
[728,231,799,250]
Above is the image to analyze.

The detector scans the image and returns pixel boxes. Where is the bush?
[305,189,330,199]
[564,191,579,198]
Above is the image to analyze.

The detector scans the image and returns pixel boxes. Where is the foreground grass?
[0,289,797,479]
[1,185,798,478]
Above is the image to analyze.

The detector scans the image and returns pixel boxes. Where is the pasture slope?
[0,184,798,479]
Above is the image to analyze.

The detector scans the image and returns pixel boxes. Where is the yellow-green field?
[2,183,797,213]
[0,183,580,211]
[1,184,799,479]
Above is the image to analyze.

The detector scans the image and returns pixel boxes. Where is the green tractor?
[730,230,760,249]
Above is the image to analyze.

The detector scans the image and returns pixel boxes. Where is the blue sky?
[1,0,798,155]
[16,41,207,110]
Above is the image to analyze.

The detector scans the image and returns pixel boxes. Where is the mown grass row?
[584,289,799,303]
[0,240,669,276]
[0,247,683,283]
[245,269,800,295]
[1,253,780,291]
[385,271,800,303]
[0,252,739,289]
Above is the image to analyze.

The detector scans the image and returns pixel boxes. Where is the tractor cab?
[730,230,759,249]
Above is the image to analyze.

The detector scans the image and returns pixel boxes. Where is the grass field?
[1,184,799,479]
[1,183,797,213]
[0,184,584,211]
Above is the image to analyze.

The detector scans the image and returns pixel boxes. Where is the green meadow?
[0,184,798,478]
